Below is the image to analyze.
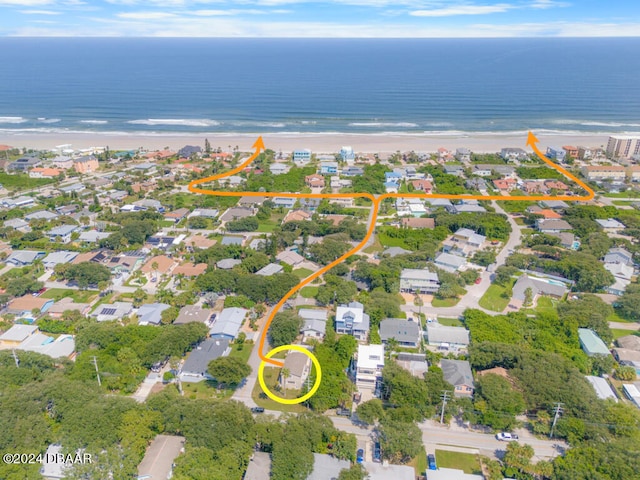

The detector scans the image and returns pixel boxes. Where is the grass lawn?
[0,173,53,190]
[435,449,482,475]
[607,312,632,323]
[228,342,252,364]
[431,296,461,308]
[41,288,99,304]
[604,191,640,198]
[293,268,314,280]
[363,236,383,254]
[612,200,634,206]
[251,365,308,413]
[611,328,638,339]
[437,317,463,326]
[300,286,319,298]
[182,380,233,400]
[257,223,277,232]
[378,232,409,249]
[478,279,515,312]
[408,447,428,477]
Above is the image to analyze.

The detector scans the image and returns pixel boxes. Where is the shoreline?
[0,131,611,154]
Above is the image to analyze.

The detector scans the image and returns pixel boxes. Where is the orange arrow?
[252,136,265,153]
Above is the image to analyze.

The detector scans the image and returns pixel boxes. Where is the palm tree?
[281,368,290,397]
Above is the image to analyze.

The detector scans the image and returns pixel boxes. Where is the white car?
[496,432,519,441]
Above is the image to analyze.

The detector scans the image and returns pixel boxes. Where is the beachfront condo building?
[606,136,640,159]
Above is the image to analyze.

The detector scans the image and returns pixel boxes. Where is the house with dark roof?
[280,351,311,390]
[179,338,230,382]
[379,318,421,348]
[136,303,171,326]
[441,359,474,397]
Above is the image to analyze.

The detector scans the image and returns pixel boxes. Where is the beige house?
[280,351,311,391]
[581,165,627,182]
[73,156,99,174]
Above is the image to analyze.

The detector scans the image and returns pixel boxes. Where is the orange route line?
[188,131,594,368]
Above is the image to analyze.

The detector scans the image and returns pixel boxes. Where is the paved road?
[609,321,640,331]
[328,416,564,462]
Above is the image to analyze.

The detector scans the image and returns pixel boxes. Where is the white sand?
[0,131,610,154]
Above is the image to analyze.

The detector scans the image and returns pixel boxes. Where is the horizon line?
[3,35,640,39]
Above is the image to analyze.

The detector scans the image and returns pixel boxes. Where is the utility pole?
[91,356,102,387]
[11,350,19,368]
[549,402,564,439]
[440,391,451,424]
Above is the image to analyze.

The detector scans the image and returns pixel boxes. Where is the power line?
[91,356,102,388]
[549,403,564,439]
[440,391,451,424]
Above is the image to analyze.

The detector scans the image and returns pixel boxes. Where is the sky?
[1,0,639,37]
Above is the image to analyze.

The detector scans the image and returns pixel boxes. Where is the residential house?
[209,307,247,340]
[604,263,633,296]
[163,208,190,223]
[581,165,627,182]
[604,247,634,265]
[51,155,74,169]
[596,218,626,233]
[320,161,338,174]
[361,462,415,480]
[335,301,370,341]
[133,198,164,212]
[617,335,640,351]
[1,195,35,208]
[73,155,99,173]
[178,145,202,157]
[255,263,284,276]
[0,324,39,348]
[78,231,111,243]
[379,318,420,348]
[441,359,475,397]
[4,218,31,233]
[25,210,58,221]
[550,232,580,250]
[299,309,328,340]
[472,165,492,177]
[521,180,546,194]
[5,250,45,266]
[563,145,579,158]
[537,218,573,234]
[174,305,216,325]
[6,295,53,317]
[8,156,41,171]
[48,297,90,319]
[427,324,470,350]
[493,178,517,192]
[91,302,134,322]
[59,183,85,195]
[308,454,351,480]
[586,376,618,401]
[137,303,171,326]
[466,178,487,191]
[283,209,311,223]
[545,180,569,191]
[411,179,433,193]
[137,435,186,480]
[434,252,467,272]
[141,255,177,277]
[272,197,296,209]
[173,262,207,278]
[500,147,528,162]
[305,173,325,188]
[188,208,219,219]
[454,201,487,214]
[42,251,78,269]
[29,167,62,178]
[237,196,265,207]
[185,234,216,250]
[280,351,311,391]
[444,228,486,257]
[179,338,230,382]
[46,225,77,244]
[546,146,566,162]
[106,254,145,274]
[269,163,290,175]
[629,166,640,182]
[512,274,568,303]
[612,349,640,376]
[455,148,471,162]
[216,258,242,269]
[276,249,305,267]
[342,166,364,177]
[399,269,440,294]
[340,146,355,163]
[355,344,384,391]
[293,149,312,165]
[578,328,611,357]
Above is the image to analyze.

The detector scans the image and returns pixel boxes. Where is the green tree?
[378,420,423,464]
[269,311,303,347]
[356,399,385,425]
[207,356,251,387]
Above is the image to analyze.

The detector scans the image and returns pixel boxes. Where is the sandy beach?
[0,131,610,154]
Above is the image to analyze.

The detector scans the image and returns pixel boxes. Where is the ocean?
[0,37,639,138]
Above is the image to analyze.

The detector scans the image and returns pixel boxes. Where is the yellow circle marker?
[258,345,322,405]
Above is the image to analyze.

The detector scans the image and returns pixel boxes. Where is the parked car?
[251,407,265,414]
[474,277,482,284]
[32,287,47,297]
[427,453,437,470]
[373,442,381,463]
[496,432,519,441]
[356,449,364,464]
[336,408,351,417]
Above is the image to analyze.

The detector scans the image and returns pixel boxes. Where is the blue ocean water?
[0,38,639,137]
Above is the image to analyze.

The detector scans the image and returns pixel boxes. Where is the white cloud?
[530,0,570,8]
[19,8,60,13]
[410,4,512,17]
[0,0,52,5]
[190,8,269,15]
[117,11,177,19]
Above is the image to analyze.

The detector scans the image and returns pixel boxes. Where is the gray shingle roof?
[379,318,420,345]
